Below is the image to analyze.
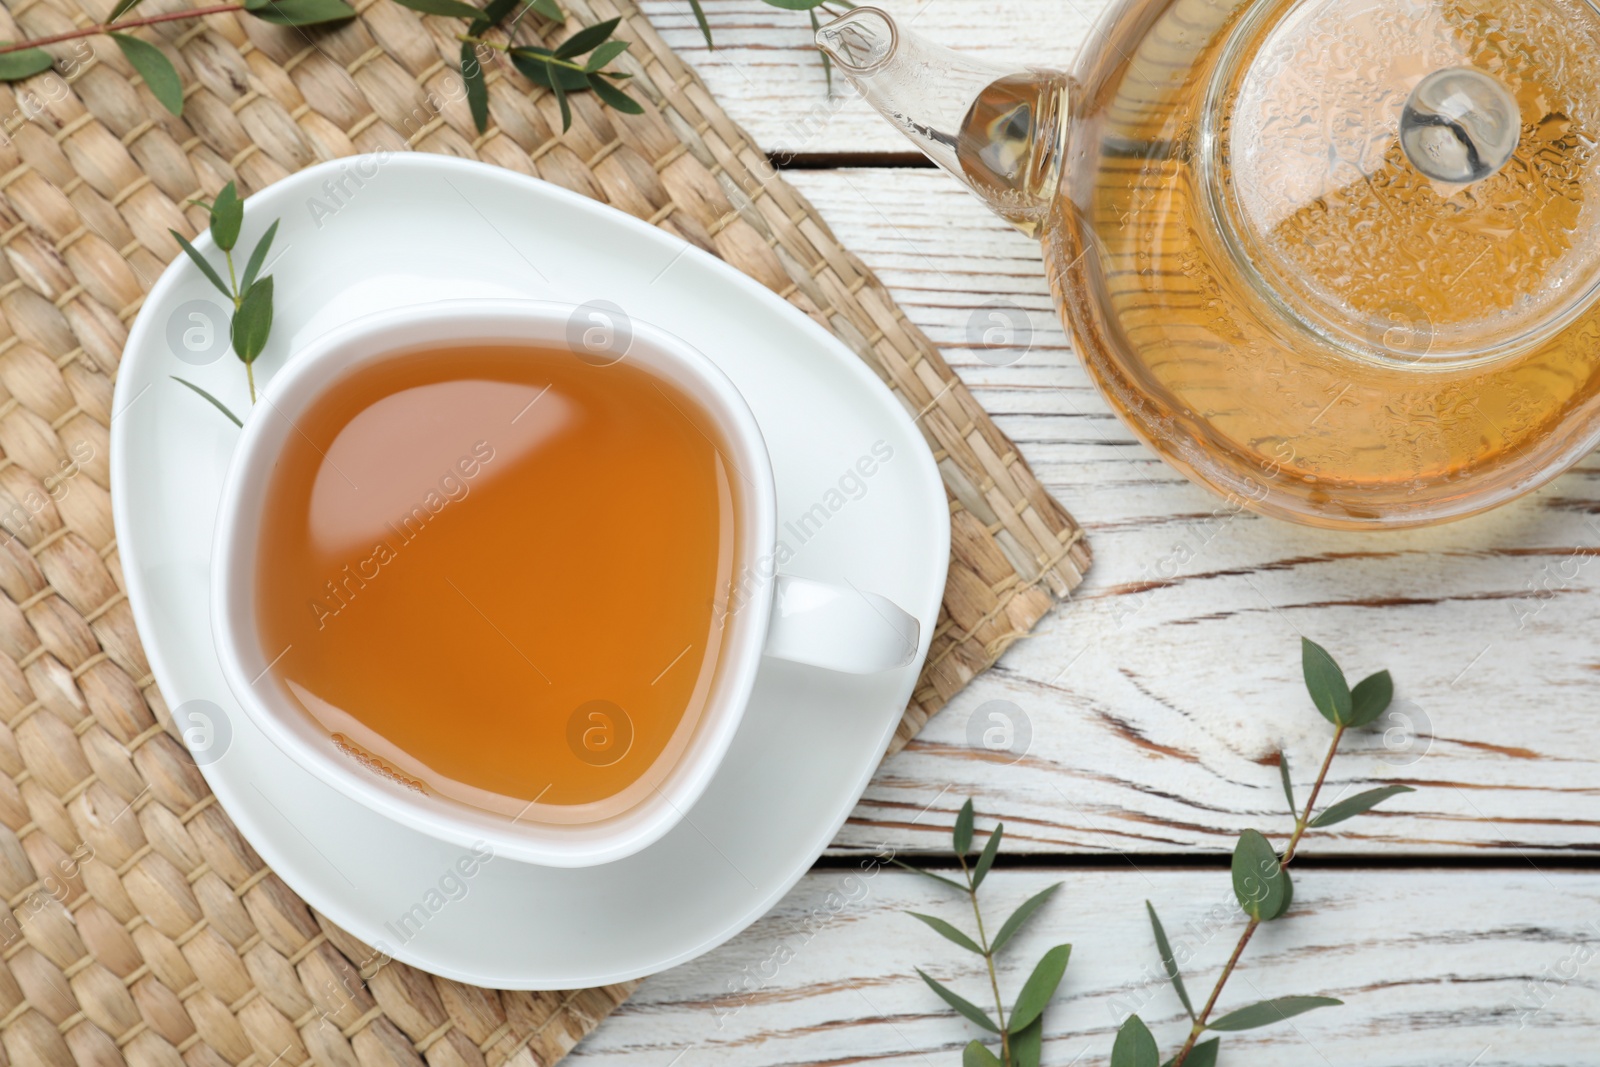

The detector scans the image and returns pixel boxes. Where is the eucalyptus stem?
[457,33,591,72]
[0,4,245,56]
[1169,725,1345,1067]
[957,851,1011,1067]
[1284,724,1344,865]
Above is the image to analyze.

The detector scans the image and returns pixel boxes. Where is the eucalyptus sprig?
[169,182,280,425]
[1114,639,1417,1067]
[0,0,637,132]
[0,0,363,114]
[900,799,1070,1067]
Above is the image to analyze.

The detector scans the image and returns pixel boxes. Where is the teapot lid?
[1211,0,1600,364]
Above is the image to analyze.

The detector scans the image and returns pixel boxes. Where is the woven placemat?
[0,0,1090,1062]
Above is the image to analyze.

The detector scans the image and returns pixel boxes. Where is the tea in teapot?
[819,0,1600,528]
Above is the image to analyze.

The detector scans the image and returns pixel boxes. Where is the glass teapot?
[815,0,1600,529]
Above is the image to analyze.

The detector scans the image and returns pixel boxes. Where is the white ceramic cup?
[211,300,921,867]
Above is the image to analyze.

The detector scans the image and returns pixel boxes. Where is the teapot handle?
[814,7,1072,237]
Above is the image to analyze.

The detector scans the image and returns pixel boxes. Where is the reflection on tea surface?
[255,346,740,822]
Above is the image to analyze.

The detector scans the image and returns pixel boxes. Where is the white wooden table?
[571,2,1600,1063]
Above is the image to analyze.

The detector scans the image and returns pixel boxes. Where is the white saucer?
[110,155,949,988]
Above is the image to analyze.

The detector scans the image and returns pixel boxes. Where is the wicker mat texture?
[0,0,1091,1063]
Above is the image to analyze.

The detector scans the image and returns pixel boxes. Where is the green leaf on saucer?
[230,275,273,364]
[208,181,243,253]
[169,229,231,298]
[240,219,279,296]
[170,376,242,427]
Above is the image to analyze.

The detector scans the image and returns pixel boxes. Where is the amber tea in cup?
[252,344,742,823]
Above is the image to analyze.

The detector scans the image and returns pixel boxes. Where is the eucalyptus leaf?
[170,376,242,427]
[1163,1038,1220,1067]
[1110,1015,1159,1067]
[108,0,146,19]
[1301,637,1352,726]
[551,77,572,130]
[889,858,966,892]
[470,0,519,32]
[392,0,485,17]
[1011,1019,1042,1067]
[0,49,54,82]
[239,219,278,296]
[761,0,827,8]
[1145,900,1194,1020]
[111,34,183,116]
[991,882,1060,954]
[587,75,642,114]
[461,43,489,133]
[1347,670,1394,728]
[1231,829,1288,922]
[554,16,620,58]
[209,182,243,253]
[1278,752,1295,815]
[529,0,564,19]
[169,229,232,298]
[1007,944,1070,1031]
[963,1040,1002,1067]
[686,0,713,48]
[954,798,974,855]
[584,39,630,70]
[905,912,983,955]
[971,823,1002,889]
[249,0,358,26]
[510,49,589,91]
[1310,785,1415,828]
[1206,995,1342,1032]
[230,275,273,364]
[915,969,999,1033]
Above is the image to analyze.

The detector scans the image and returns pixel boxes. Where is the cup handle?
[763,575,921,674]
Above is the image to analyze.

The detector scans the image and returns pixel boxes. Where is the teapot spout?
[815,7,1070,236]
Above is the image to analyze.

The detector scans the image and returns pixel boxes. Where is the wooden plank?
[636,0,1115,155]
[569,868,1595,1065]
[781,169,1600,857]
